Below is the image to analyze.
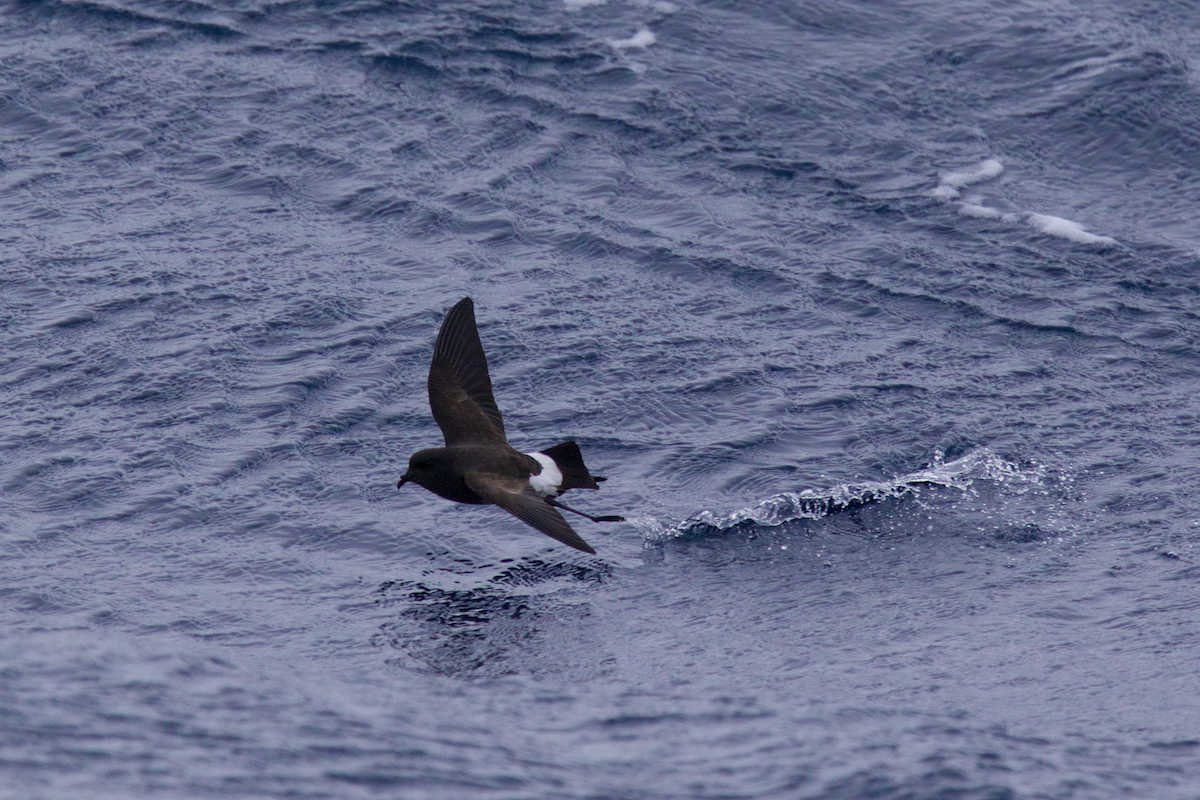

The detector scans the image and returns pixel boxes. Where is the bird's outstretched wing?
[464,473,597,554]
[428,297,507,445]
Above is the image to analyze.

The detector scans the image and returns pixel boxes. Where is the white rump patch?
[526,452,564,498]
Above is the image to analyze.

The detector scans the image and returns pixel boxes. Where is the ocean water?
[4,0,1200,796]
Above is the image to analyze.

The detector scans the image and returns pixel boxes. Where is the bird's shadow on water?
[371,556,614,679]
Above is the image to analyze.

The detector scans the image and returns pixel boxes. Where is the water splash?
[643,450,1047,544]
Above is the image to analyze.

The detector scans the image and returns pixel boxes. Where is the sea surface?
[4,0,1200,797]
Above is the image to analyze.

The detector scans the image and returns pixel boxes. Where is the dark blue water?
[4,0,1200,796]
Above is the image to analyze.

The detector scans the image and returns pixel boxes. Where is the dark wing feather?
[465,473,597,554]
[427,297,507,445]
[428,355,506,446]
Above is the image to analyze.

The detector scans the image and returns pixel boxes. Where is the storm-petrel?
[397,297,623,554]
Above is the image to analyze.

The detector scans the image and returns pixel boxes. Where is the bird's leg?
[547,497,624,523]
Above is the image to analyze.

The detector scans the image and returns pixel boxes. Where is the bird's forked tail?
[540,441,602,491]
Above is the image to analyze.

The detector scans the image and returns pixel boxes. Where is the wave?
[643,450,1047,543]
[608,28,656,50]
[932,158,1119,246]
[1026,212,1117,245]
[932,158,1004,199]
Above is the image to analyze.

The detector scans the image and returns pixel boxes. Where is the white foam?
[931,160,1120,246]
[564,0,607,9]
[642,450,1046,542]
[632,0,678,11]
[1027,213,1117,245]
[957,202,1019,222]
[957,202,1003,219]
[526,452,563,498]
[933,158,1003,199]
[609,28,656,50]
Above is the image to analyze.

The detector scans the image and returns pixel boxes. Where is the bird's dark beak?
[397,475,411,489]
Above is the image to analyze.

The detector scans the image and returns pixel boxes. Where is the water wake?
[644,450,1046,544]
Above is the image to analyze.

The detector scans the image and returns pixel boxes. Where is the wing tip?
[467,474,599,555]
[438,297,477,340]
[545,522,597,555]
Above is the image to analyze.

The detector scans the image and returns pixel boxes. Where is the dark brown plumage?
[398,297,622,554]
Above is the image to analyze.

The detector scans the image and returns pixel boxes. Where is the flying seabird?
[397,297,623,554]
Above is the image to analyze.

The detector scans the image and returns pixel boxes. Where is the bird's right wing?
[428,297,507,445]
[464,473,597,554]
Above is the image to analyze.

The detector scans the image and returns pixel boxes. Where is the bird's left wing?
[464,473,597,554]
[428,297,507,445]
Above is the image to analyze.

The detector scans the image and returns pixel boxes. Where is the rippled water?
[4,0,1200,796]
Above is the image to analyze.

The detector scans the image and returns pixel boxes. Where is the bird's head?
[397,448,443,490]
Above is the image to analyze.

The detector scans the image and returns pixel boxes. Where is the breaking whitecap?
[642,450,1047,544]
[1026,212,1117,245]
[932,158,1119,246]
[609,28,656,49]
[933,158,1004,199]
